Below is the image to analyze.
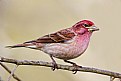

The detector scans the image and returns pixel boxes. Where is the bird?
[7,20,99,73]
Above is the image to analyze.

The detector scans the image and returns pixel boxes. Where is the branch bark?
[0,56,121,79]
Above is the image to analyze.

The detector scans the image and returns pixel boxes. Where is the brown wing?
[25,28,75,44]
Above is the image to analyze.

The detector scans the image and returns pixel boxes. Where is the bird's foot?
[72,63,82,74]
[50,55,58,71]
[51,61,58,71]
[64,60,82,74]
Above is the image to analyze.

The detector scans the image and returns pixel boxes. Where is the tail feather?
[6,43,32,48]
[6,40,43,49]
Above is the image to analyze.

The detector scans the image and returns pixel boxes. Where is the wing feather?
[25,28,75,44]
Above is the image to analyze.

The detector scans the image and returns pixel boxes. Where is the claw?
[51,61,58,71]
[72,64,82,74]
[50,55,58,71]
[64,60,82,74]
[72,70,77,74]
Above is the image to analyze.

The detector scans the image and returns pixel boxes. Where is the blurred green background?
[0,0,121,81]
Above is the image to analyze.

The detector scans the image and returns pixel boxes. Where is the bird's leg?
[49,55,58,71]
[64,60,82,74]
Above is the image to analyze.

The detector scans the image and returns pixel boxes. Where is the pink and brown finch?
[7,20,99,73]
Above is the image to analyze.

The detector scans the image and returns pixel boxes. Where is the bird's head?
[72,20,99,34]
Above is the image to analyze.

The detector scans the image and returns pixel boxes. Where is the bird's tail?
[6,43,32,48]
[6,40,43,49]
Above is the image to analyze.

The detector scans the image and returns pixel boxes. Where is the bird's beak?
[87,26,99,32]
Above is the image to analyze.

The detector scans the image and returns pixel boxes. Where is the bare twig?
[0,76,3,81]
[110,76,115,81]
[8,65,18,81]
[0,56,121,79]
[120,78,121,81]
[0,62,21,81]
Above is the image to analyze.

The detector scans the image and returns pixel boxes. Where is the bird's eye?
[83,24,89,27]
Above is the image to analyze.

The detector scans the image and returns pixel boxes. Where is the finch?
[7,20,99,72]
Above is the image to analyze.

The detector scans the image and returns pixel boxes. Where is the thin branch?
[110,76,115,81]
[120,78,121,81]
[0,62,21,81]
[8,65,18,81]
[0,76,3,81]
[0,57,121,79]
